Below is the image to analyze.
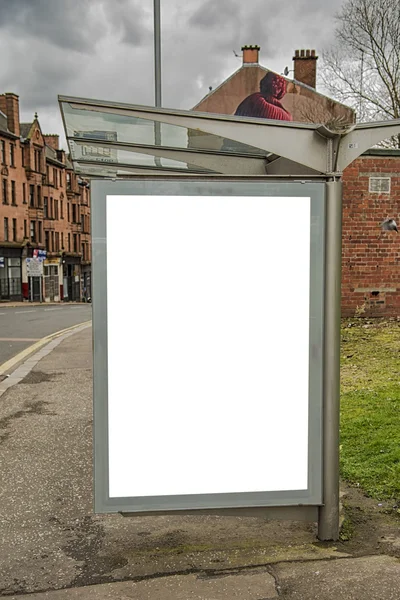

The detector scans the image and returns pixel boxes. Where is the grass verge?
[341,319,400,500]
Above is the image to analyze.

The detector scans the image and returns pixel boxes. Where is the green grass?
[340,320,400,500]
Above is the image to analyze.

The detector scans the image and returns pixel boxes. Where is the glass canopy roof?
[60,95,400,176]
[59,97,280,178]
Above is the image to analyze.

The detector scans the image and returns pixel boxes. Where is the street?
[0,305,92,366]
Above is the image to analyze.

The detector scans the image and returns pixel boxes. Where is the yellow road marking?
[0,320,92,376]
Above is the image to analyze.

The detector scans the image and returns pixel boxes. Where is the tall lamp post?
[153,0,162,166]
[154,0,162,108]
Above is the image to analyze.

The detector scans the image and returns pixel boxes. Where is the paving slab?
[273,555,400,599]
[4,569,278,600]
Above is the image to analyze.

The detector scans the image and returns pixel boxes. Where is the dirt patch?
[20,370,60,384]
[0,399,56,443]
[317,483,400,557]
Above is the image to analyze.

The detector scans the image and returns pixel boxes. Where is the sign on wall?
[26,257,43,277]
[92,180,325,514]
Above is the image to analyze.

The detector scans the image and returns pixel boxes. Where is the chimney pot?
[293,49,319,89]
[241,44,260,64]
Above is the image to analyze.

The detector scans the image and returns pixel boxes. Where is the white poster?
[106,195,311,499]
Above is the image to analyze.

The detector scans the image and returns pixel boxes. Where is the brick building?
[342,149,400,316]
[193,46,400,317]
[0,93,91,302]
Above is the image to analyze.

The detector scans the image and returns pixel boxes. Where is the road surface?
[0,304,92,366]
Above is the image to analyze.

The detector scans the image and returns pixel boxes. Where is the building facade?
[0,93,91,303]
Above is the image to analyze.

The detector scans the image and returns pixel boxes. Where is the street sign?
[92,179,325,516]
[33,249,47,259]
[26,257,44,277]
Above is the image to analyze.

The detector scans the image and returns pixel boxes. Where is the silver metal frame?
[92,178,325,519]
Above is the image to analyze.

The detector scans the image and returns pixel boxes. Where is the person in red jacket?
[234,72,293,121]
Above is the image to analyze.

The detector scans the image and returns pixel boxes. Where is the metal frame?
[92,178,325,517]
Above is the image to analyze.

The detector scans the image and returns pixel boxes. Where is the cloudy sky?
[1,0,345,149]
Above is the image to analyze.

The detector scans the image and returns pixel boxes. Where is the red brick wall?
[342,153,400,317]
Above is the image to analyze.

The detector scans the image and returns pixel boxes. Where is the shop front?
[0,247,23,301]
[62,255,81,302]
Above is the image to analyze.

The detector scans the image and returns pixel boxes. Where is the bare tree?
[321,0,400,146]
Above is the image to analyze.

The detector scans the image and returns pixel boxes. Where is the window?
[38,221,43,243]
[369,177,391,193]
[45,230,50,251]
[60,200,64,219]
[29,185,35,207]
[55,231,59,252]
[61,232,64,250]
[4,217,8,241]
[2,179,8,205]
[43,196,48,218]
[12,218,17,241]
[24,220,27,238]
[11,180,16,205]
[46,166,49,184]
[81,214,85,232]
[59,171,63,187]
[37,185,41,207]
[34,149,41,173]
[23,182,26,204]
[50,197,53,219]
[66,172,71,189]
[30,220,36,242]
[53,168,57,188]
[81,243,85,260]
[54,199,59,220]
[9,144,15,167]
[72,204,77,223]
[73,233,78,253]
[67,203,70,222]
[68,233,71,252]
[21,145,25,167]
[51,231,54,251]
[1,140,5,164]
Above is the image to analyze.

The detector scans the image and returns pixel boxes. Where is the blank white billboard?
[106,195,311,499]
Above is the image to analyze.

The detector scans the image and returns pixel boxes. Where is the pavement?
[0,326,399,599]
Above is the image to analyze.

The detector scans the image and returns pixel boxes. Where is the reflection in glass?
[61,102,267,158]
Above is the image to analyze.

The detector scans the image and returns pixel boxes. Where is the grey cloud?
[0,0,100,52]
[188,0,241,28]
[100,0,152,46]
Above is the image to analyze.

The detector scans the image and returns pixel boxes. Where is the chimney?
[242,45,260,65]
[293,49,318,88]
[44,134,60,150]
[0,93,20,136]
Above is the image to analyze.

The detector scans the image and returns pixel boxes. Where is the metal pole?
[40,275,42,303]
[318,178,342,541]
[153,0,162,167]
[154,0,162,108]
[30,276,33,303]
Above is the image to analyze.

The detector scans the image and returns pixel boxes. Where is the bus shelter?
[59,95,400,540]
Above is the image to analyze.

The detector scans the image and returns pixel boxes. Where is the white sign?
[106,195,311,499]
[26,257,43,277]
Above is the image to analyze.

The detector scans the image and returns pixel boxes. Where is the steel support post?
[318,178,343,541]
[153,0,162,164]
